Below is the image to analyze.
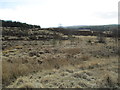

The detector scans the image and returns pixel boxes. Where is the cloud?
[0,0,119,27]
[94,12,117,19]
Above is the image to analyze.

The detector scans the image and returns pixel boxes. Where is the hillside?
[64,24,118,31]
[1,20,119,41]
[1,20,41,29]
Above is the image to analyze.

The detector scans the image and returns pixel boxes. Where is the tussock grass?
[2,50,91,86]
[2,60,30,85]
[80,55,90,61]
[97,73,118,88]
[61,47,81,55]
[17,83,35,88]
[2,36,118,88]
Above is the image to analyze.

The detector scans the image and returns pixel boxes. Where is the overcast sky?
[0,0,119,28]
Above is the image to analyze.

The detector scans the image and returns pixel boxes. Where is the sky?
[0,0,119,28]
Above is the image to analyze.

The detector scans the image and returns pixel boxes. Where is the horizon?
[0,0,119,28]
[2,19,118,28]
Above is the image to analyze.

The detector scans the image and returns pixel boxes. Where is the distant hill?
[64,24,118,31]
[1,20,120,40]
[1,20,41,29]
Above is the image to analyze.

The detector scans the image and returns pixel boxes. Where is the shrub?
[97,34,106,43]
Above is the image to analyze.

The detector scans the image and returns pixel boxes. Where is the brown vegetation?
[2,33,119,88]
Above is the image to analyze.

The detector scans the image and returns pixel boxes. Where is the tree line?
[1,20,41,29]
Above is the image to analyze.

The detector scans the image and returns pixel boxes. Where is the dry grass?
[97,73,118,88]
[2,56,43,86]
[2,36,119,88]
[61,47,81,55]
[41,56,69,70]
[17,83,35,88]
[2,60,30,85]
[2,54,69,86]
[80,54,90,61]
